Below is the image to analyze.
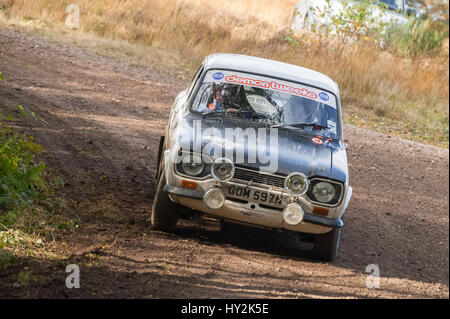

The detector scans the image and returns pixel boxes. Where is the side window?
[187,64,204,99]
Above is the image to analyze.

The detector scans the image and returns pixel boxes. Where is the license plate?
[224,185,283,205]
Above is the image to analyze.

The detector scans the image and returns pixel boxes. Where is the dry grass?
[0,0,448,146]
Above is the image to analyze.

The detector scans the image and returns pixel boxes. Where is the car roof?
[204,53,339,96]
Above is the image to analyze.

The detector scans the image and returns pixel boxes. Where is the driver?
[208,83,239,112]
[208,83,253,114]
[208,83,233,112]
[202,82,255,117]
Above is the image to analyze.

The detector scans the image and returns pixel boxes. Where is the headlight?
[282,203,304,225]
[312,182,336,203]
[182,161,204,176]
[203,188,225,209]
[176,154,207,177]
[284,172,309,197]
[211,158,234,182]
[306,179,343,205]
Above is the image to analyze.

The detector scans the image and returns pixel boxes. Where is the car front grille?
[233,166,285,190]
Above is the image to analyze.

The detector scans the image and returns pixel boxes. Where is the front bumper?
[163,184,343,234]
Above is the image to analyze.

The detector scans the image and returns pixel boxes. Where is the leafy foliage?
[311,0,389,41]
[307,0,446,58]
[0,122,47,226]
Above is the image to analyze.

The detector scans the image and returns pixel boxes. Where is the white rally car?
[152,54,352,261]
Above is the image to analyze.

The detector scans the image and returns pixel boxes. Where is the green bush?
[0,122,47,227]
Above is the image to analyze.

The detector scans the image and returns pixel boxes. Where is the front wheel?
[313,227,342,261]
[151,174,179,231]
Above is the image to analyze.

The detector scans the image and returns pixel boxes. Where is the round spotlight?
[284,172,309,197]
[203,188,225,210]
[211,158,234,182]
[282,203,304,225]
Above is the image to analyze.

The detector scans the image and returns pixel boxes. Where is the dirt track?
[0,28,448,298]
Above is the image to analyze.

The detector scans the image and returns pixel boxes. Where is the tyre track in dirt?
[0,28,448,298]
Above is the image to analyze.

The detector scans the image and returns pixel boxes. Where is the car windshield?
[191,70,339,139]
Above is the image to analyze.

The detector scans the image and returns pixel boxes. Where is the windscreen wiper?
[202,109,270,120]
[270,122,328,129]
[229,111,269,119]
[201,111,227,119]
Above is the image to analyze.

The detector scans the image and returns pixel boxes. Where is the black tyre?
[313,227,342,261]
[151,173,179,231]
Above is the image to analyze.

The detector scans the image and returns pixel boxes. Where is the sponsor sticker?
[224,74,318,100]
[312,136,324,145]
[213,72,225,80]
[319,92,329,101]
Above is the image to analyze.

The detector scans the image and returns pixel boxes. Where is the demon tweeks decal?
[224,74,318,100]
[203,70,337,109]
